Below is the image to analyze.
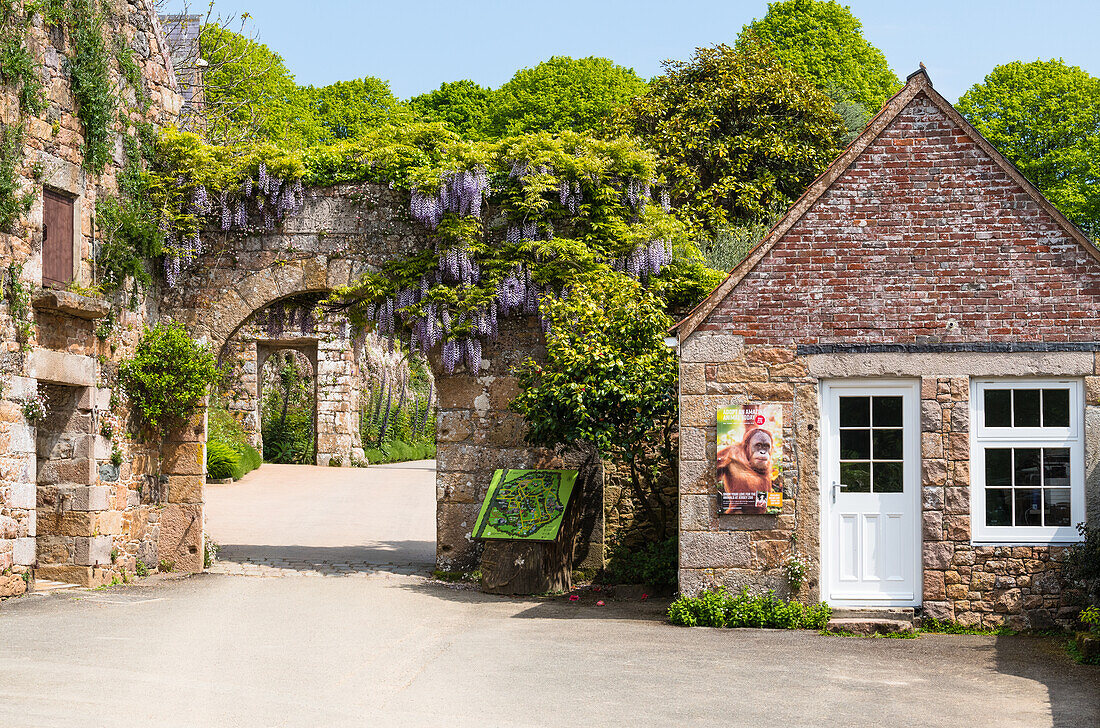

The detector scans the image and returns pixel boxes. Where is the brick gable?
[695,91,1100,347]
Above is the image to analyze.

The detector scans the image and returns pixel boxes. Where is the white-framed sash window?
[970,378,1085,544]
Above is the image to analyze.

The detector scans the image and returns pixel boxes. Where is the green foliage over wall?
[958,59,1100,239]
[488,56,648,137]
[66,0,116,174]
[617,37,845,234]
[119,322,221,435]
[743,0,900,117]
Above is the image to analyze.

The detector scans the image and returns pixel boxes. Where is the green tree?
[307,76,403,142]
[957,59,1100,239]
[618,37,845,233]
[408,80,496,139]
[510,273,678,537]
[490,56,647,137]
[743,0,900,120]
[199,25,320,147]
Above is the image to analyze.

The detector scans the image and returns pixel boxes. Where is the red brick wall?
[702,91,1100,346]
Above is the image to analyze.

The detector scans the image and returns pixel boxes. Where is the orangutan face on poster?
[716,405,784,515]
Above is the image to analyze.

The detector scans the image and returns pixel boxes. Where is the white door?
[822,381,921,607]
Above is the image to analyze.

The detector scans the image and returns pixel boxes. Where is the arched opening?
[259,348,316,465]
[203,293,438,577]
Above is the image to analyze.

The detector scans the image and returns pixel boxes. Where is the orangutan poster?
[716,404,784,515]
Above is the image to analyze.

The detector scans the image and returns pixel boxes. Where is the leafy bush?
[206,440,240,480]
[1065,523,1100,607]
[207,400,261,478]
[601,537,677,590]
[363,440,436,464]
[668,588,831,630]
[119,322,221,435]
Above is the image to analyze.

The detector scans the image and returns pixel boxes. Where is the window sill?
[32,289,109,320]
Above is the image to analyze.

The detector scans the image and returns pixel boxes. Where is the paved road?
[0,462,1096,728]
[205,461,437,576]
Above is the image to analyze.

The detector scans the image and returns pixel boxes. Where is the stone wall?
[0,1,183,593]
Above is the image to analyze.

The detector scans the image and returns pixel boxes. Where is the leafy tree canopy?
[199,24,321,147]
[489,56,648,137]
[957,59,1100,239]
[408,80,496,140]
[306,76,404,143]
[617,37,845,233]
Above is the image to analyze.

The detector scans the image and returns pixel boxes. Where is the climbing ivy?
[0,0,45,115]
[5,263,34,350]
[65,0,115,173]
[0,124,32,232]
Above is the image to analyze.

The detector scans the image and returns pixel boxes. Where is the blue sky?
[162,0,1100,103]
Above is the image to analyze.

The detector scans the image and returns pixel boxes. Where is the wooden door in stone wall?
[42,190,74,288]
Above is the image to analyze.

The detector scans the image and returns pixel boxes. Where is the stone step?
[831,607,915,620]
[31,579,81,593]
[826,617,915,636]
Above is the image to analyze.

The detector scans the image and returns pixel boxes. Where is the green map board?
[472,469,578,541]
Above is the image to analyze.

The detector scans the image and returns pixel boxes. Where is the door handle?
[831,482,842,504]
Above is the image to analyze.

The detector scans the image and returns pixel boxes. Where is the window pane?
[984,389,1011,427]
[1013,448,1042,488]
[1013,389,1041,427]
[1043,489,1071,527]
[840,429,870,460]
[1042,448,1071,487]
[873,396,903,427]
[986,489,1012,526]
[873,462,903,493]
[839,396,870,427]
[872,429,903,460]
[1014,488,1042,526]
[985,448,1012,488]
[840,462,870,492]
[1042,388,1070,427]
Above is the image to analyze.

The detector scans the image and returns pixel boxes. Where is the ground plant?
[668,587,832,630]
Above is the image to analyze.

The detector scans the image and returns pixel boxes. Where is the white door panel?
[822,381,921,607]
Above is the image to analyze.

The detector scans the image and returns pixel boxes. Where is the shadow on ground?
[994,634,1100,728]
[214,542,436,576]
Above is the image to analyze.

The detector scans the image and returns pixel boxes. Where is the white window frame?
[970,378,1085,545]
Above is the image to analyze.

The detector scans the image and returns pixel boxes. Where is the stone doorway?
[258,345,317,465]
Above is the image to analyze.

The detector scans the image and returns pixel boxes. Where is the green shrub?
[602,537,677,589]
[1065,523,1100,607]
[668,588,831,630]
[119,322,221,435]
[361,439,436,465]
[206,440,240,480]
[236,442,262,474]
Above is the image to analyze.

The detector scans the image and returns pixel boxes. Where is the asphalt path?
[0,462,1095,727]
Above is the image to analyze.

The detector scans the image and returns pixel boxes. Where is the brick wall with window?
[675,70,1097,629]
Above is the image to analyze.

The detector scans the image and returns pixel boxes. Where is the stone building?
[673,69,1097,629]
[0,1,187,593]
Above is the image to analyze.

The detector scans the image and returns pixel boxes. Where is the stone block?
[921,432,943,459]
[946,432,970,461]
[7,376,37,400]
[924,541,954,570]
[680,458,714,495]
[13,537,35,565]
[680,494,718,531]
[924,459,948,487]
[486,376,520,410]
[157,503,204,573]
[74,535,114,565]
[70,485,110,511]
[944,514,970,541]
[7,423,35,454]
[920,400,941,432]
[752,539,788,568]
[922,511,943,541]
[437,376,485,410]
[681,363,706,395]
[944,487,970,515]
[9,481,35,509]
[681,333,744,363]
[679,530,752,569]
[715,361,769,383]
[679,427,708,462]
[26,349,95,387]
[924,570,946,600]
[36,535,72,564]
[163,441,204,476]
[167,475,204,504]
[436,501,482,571]
[33,564,112,588]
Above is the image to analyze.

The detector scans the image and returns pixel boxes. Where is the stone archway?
[160,183,605,573]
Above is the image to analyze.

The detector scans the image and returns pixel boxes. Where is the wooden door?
[43,189,74,288]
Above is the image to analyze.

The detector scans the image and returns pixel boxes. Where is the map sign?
[472,469,578,541]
